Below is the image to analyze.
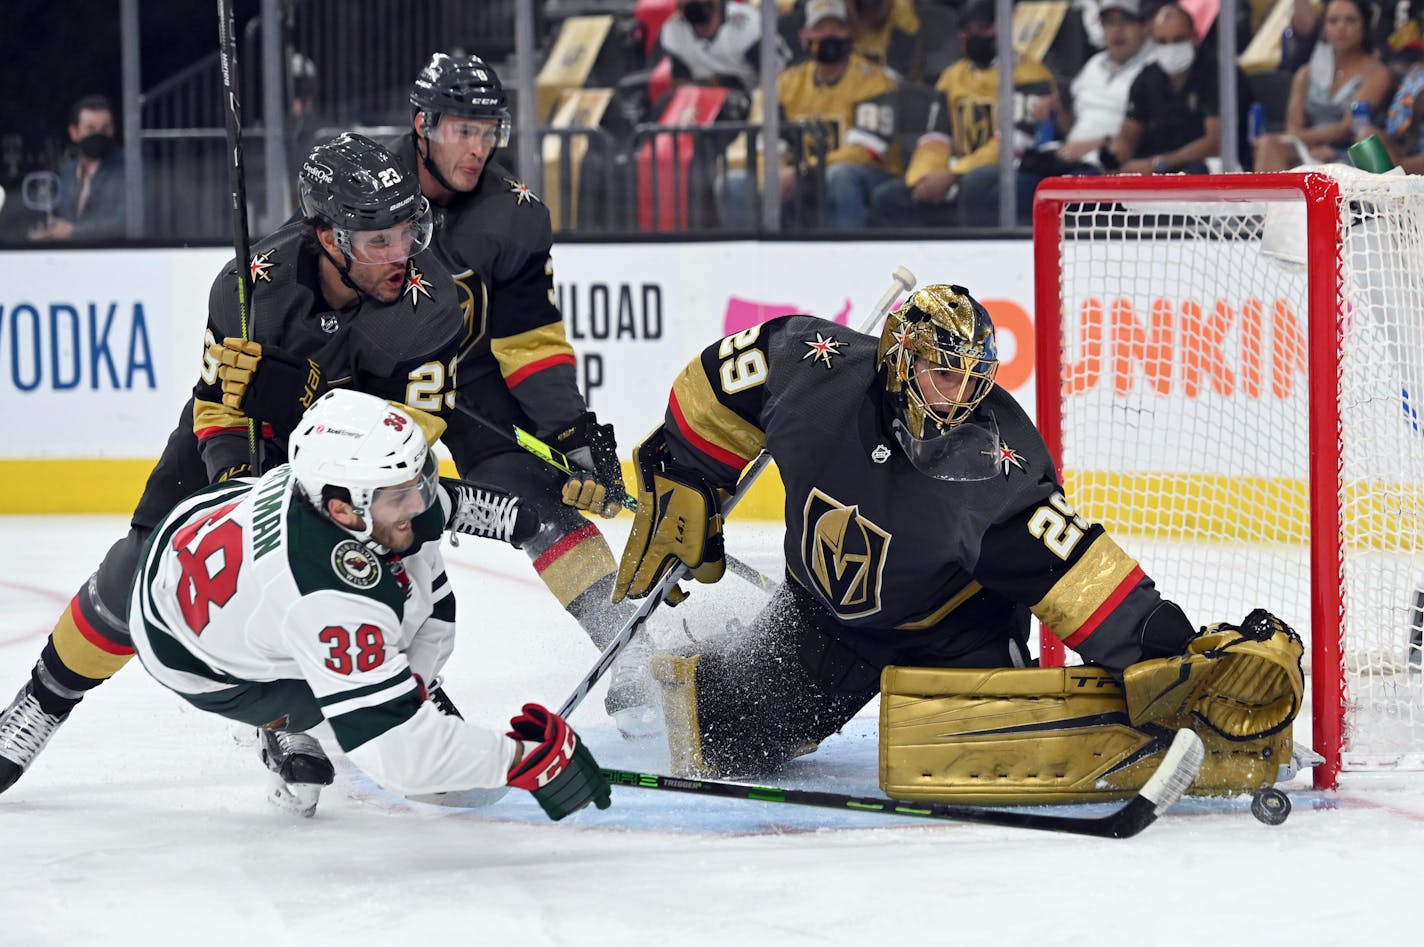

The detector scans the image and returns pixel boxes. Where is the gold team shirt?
[778,53,900,170]
[905,55,1056,184]
[851,0,921,64]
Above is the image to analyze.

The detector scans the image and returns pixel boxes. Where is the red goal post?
[1032,171,1424,790]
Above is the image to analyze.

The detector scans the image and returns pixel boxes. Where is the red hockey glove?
[505,703,611,821]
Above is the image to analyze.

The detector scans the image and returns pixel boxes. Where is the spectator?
[28,94,126,241]
[1019,0,1150,183]
[867,0,1056,228]
[657,0,789,93]
[720,0,899,229]
[1357,11,1424,172]
[848,0,920,71]
[1110,2,1244,173]
[1254,0,1393,171]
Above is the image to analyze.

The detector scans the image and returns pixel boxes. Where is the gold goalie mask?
[877,284,1001,481]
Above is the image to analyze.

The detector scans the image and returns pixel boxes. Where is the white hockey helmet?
[287,390,438,544]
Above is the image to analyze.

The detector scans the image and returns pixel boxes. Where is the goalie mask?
[877,284,1002,481]
[288,390,440,550]
[299,133,434,265]
[410,52,512,148]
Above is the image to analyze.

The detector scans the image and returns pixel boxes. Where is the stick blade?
[1102,729,1204,839]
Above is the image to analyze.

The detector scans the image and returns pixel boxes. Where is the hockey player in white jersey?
[128,390,611,820]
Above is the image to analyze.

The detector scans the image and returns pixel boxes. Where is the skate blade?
[267,772,324,818]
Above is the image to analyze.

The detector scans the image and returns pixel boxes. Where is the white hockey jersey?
[129,467,516,795]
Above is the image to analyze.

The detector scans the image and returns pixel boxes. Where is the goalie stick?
[556,266,918,719]
[603,728,1204,839]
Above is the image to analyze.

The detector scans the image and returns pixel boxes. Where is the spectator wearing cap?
[1109,2,1249,173]
[867,0,1056,227]
[1048,0,1155,172]
[657,0,789,94]
[719,0,899,229]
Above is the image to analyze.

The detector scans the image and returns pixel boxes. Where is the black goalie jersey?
[658,315,1178,671]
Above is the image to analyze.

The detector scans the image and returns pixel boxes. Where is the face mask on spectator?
[682,1,714,26]
[964,34,997,68]
[812,36,852,64]
[1154,41,1195,76]
[78,133,114,160]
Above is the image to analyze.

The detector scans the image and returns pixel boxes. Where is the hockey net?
[1033,171,1424,790]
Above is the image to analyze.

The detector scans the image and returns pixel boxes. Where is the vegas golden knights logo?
[801,488,891,619]
[452,269,489,361]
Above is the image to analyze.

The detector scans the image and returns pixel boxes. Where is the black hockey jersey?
[392,137,587,471]
[658,315,1177,671]
[192,220,465,481]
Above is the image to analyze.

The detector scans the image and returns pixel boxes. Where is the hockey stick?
[603,728,1203,839]
[556,266,917,719]
[448,400,776,592]
[216,0,260,473]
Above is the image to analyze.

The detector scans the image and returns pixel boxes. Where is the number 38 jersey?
[129,468,515,795]
[659,315,1178,671]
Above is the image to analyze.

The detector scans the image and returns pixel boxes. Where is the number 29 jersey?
[129,467,515,795]
[658,315,1179,671]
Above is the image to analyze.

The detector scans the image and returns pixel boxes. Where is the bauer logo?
[1063,296,1307,398]
[0,300,156,393]
[332,540,381,588]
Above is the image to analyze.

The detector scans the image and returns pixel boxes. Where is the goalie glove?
[1123,608,1305,742]
[505,703,611,821]
[441,477,540,548]
[551,412,626,518]
[612,427,726,603]
[207,337,325,432]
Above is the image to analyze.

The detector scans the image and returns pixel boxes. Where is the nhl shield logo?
[332,539,381,589]
[801,488,891,619]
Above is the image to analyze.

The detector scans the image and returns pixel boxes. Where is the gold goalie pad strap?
[879,665,1286,804]
[650,653,713,778]
[1122,608,1305,741]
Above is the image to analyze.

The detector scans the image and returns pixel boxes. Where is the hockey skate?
[605,635,661,739]
[0,680,70,793]
[257,729,335,817]
[444,479,536,547]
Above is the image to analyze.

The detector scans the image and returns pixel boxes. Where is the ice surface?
[1,516,1419,946]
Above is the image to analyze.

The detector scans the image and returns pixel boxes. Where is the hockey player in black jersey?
[0,134,532,795]
[394,53,656,733]
[613,284,1304,803]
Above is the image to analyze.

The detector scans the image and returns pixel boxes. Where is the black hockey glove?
[551,412,626,518]
[208,337,325,431]
[505,703,611,821]
[440,477,540,548]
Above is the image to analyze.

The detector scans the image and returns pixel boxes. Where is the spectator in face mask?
[657,0,789,94]
[1109,2,1250,173]
[718,0,898,229]
[29,94,128,242]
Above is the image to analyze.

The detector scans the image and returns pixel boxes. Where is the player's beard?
[349,260,407,304]
[371,516,417,554]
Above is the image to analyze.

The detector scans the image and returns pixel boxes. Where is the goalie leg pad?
[879,665,1289,804]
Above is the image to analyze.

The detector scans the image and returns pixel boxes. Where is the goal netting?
[1033,169,1424,789]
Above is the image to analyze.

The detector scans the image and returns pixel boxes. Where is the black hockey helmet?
[299,133,433,263]
[409,52,512,147]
